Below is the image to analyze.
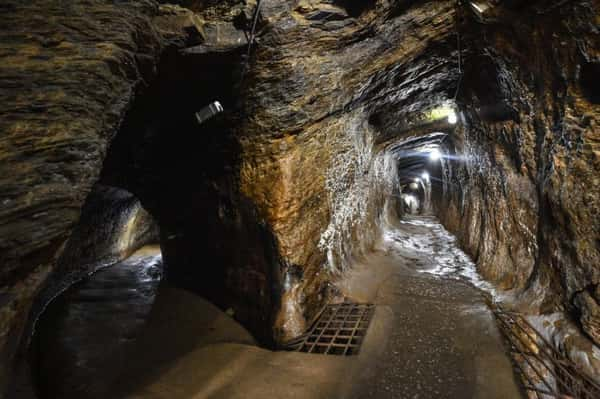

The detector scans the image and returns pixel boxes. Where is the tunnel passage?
[384,127,453,217]
[2,0,600,397]
[17,183,161,334]
[98,45,282,345]
[13,43,284,399]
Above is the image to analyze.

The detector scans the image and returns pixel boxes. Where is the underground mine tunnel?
[1,0,600,398]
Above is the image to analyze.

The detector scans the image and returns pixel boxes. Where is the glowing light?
[422,171,430,180]
[429,149,442,161]
[402,194,420,214]
[427,105,458,124]
[403,195,418,207]
[414,177,421,183]
[447,110,458,124]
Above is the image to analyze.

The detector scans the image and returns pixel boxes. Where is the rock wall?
[436,0,600,361]
[236,0,458,340]
[0,1,207,394]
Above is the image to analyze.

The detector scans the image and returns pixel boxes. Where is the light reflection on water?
[32,246,163,399]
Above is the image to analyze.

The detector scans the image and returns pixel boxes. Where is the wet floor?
[20,217,523,399]
[340,216,523,398]
[30,246,163,399]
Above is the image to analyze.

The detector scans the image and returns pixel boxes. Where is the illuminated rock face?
[234,0,463,341]
[436,1,600,331]
[1,0,599,393]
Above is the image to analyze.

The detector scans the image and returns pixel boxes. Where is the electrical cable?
[246,0,263,60]
[240,0,263,85]
[453,0,464,101]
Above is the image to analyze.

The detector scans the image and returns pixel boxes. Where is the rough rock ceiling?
[240,0,459,137]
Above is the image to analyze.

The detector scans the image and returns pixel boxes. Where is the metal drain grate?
[295,303,375,356]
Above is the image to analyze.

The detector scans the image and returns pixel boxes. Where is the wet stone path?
[341,216,523,399]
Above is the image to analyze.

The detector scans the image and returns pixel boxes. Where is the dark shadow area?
[464,55,519,123]
[334,0,377,18]
[99,46,281,346]
[581,62,600,104]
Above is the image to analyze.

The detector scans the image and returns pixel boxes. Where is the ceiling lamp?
[470,1,492,15]
[447,109,458,124]
[429,149,442,161]
[428,105,459,125]
[195,101,224,125]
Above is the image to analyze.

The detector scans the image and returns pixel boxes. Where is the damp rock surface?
[435,0,600,349]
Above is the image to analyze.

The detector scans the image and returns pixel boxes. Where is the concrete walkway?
[339,216,523,399]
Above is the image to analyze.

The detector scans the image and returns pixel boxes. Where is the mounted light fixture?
[428,104,459,125]
[429,149,442,161]
[421,171,430,181]
[447,109,458,124]
[468,1,505,23]
[195,101,223,125]
[469,1,493,20]
[470,1,492,15]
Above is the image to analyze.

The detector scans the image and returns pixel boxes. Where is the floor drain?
[293,302,375,356]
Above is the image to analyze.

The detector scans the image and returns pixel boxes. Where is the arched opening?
[97,45,280,345]
[14,44,281,399]
[390,130,450,217]
[28,185,162,399]
[4,179,163,399]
